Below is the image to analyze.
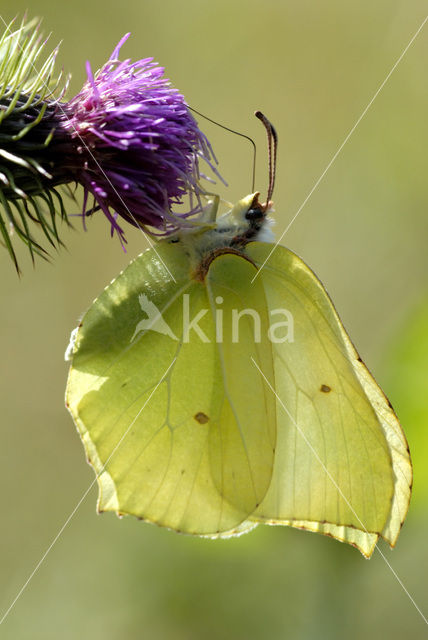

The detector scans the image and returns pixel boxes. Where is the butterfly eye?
[245,207,265,222]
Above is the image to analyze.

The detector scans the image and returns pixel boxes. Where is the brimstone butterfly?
[65,192,412,557]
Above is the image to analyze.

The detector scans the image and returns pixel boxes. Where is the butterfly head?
[214,192,275,245]
[224,111,277,245]
[166,111,277,265]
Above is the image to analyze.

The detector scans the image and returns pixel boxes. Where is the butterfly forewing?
[245,243,411,556]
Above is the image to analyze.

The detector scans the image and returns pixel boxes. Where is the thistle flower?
[60,34,214,242]
[0,19,216,270]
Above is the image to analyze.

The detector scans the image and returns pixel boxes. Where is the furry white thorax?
[252,217,275,243]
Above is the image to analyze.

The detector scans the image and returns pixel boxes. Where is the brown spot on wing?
[194,411,209,424]
[320,384,331,393]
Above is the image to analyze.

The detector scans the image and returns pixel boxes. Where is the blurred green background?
[0,1,427,638]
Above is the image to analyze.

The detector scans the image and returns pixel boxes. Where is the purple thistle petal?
[110,32,131,61]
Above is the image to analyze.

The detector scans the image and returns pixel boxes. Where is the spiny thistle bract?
[0,18,216,271]
[0,17,70,270]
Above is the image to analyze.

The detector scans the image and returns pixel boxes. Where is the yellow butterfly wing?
[66,243,276,536]
[245,242,412,556]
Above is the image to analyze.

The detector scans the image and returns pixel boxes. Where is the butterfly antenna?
[188,106,257,193]
[255,111,278,207]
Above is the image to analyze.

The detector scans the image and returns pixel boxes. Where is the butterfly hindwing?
[66,244,276,535]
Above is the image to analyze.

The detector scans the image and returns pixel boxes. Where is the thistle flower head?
[0,19,218,270]
[61,34,214,241]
